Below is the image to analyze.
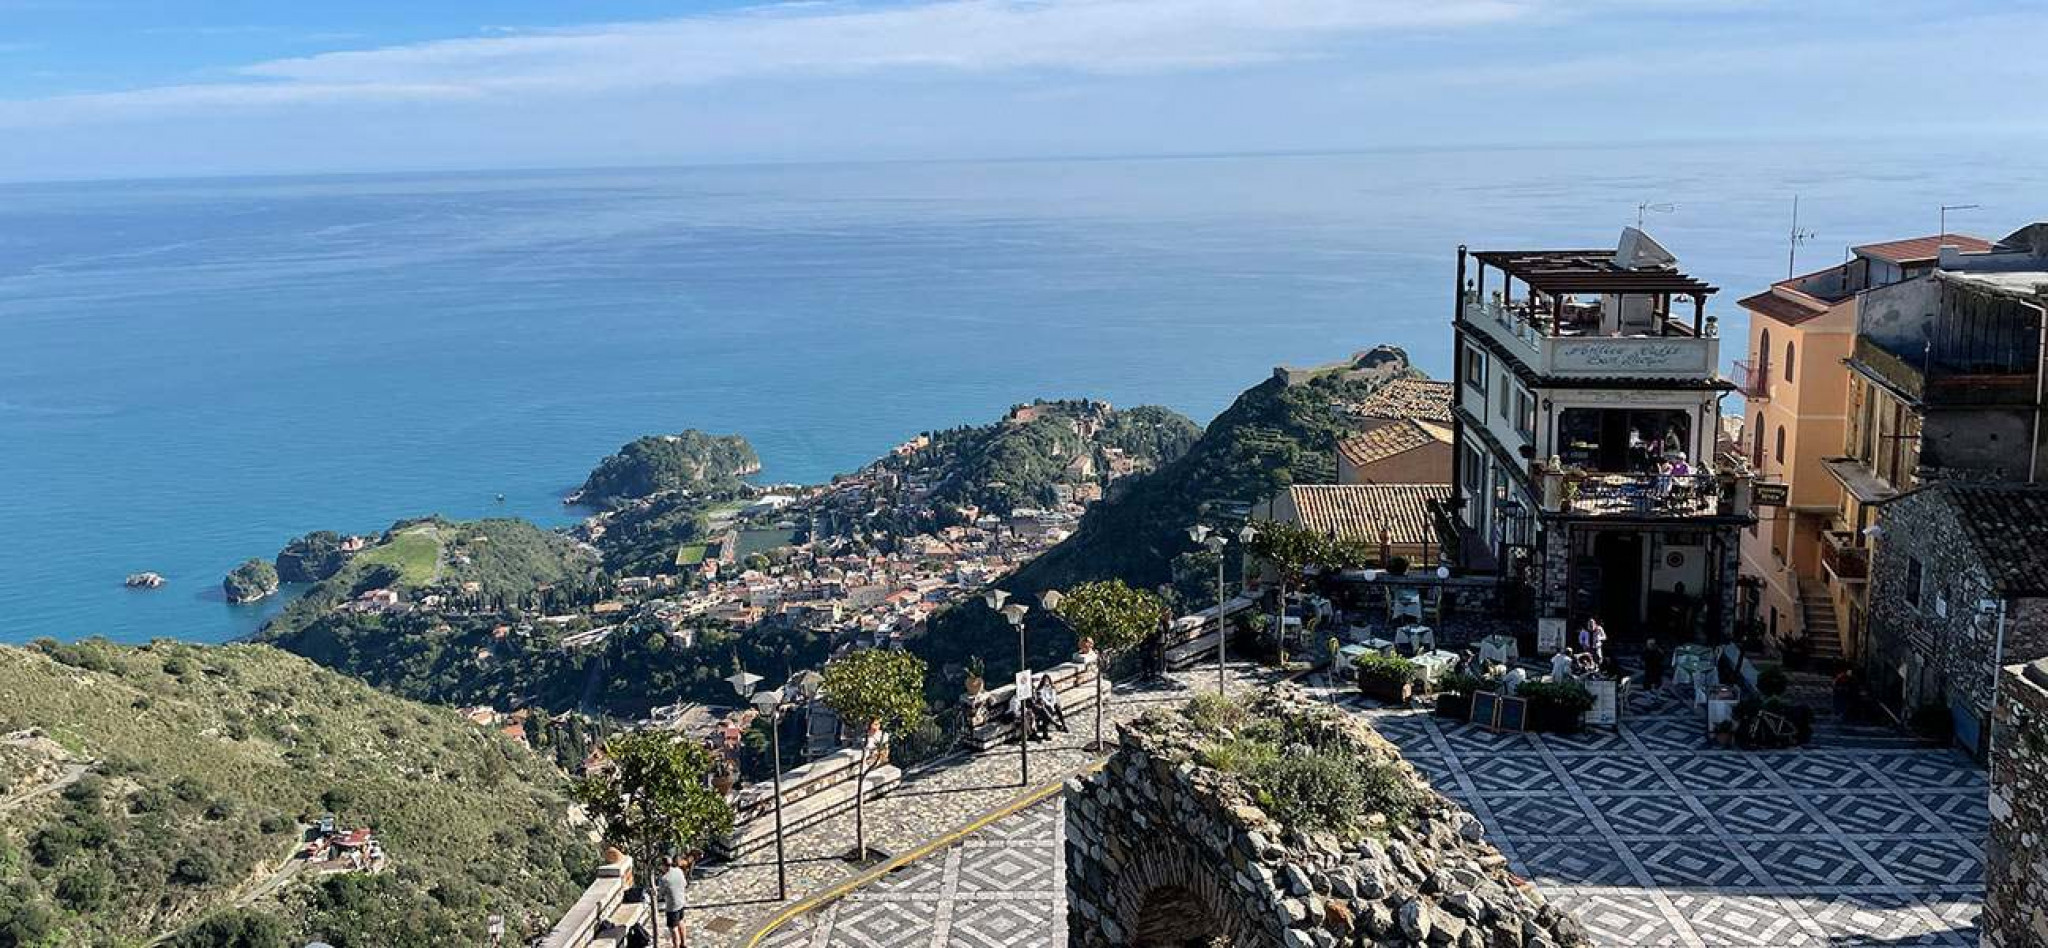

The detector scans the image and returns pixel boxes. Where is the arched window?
[1775,425,1787,464]
[1759,328,1772,375]
[1753,412,1766,466]
[1784,340,1796,384]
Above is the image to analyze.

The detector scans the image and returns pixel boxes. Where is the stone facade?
[1866,486,2048,754]
[1064,686,1588,948]
[1985,659,2048,948]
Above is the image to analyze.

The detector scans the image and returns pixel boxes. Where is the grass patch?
[1183,695,1415,838]
[354,526,441,586]
[674,544,708,566]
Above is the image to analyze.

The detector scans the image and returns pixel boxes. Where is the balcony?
[1544,471,1730,519]
[1462,297,1720,381]
[1820,530,1869,582]
[1729,359,1770,399]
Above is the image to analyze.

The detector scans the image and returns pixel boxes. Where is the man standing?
[1577,618,1607,665]
[658,853,690,947]
[1641,638,1668,690]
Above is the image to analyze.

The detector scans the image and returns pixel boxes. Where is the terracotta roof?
[1344,377,1453,424]
[1853,234,1994,266]
[1738,286,1832,326]
[1930,483,2048,597]
[1337,420,1451,468]
[1283,484,1447,546]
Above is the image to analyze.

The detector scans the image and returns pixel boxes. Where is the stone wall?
[1064,686,1589,947]
[1985,658,2048,947]
[1866,488,2048,753]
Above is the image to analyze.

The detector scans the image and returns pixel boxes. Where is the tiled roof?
[1337,420,1451,468]
[1852,234,1994,266]
[1935,483,2048,597]
[1738,286,1832,326]
[1284,483,1447,546]
[1344,377,1453,424]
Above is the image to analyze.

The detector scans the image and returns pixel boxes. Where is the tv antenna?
[1940,203,1980,244]
[1636,201,1675,229]
[1786,195,1816,279]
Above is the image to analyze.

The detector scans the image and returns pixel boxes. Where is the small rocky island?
[568,430,760,509]
[123,571,165,589]
[222,558,280,603]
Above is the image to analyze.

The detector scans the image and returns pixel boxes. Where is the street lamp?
[1189,523,1251,695]
[1000,600,1032,785]
[749,687,791,902]
[1044,587,1108,752]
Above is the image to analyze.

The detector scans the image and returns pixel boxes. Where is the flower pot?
[964,676,985,698]
[1361,680,1413,704]
[1434,692,1472,720]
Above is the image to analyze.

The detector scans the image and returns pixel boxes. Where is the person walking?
[657,853,690,947]
[1641,638,1668,690]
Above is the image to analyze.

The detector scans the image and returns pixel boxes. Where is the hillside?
[881,399,1200,518]
[908,348,1422,677]
[262,516,600,642]
[0,639,595,947]
[571,431,759,509]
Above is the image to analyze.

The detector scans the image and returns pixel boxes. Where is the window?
[1905,557,1924,607]
[1759,327,1772,376]
[1498,373,1511,420]
[1784,340,1796,384]
[1463,345,1487,394]
[1462,444,1485,494]
[1753,412,1766,466]
[1516,388,1536,440]
[1775,426,1787,464]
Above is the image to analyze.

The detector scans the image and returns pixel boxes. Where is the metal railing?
[1562,472,1722,518]
[1820,530,1870,581]
[1730,359,1770,399]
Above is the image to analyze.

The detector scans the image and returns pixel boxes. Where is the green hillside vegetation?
[0,639,595,947]
[222,559,280,604]
[274,531,352,584]
[263,517,598,642]
[905,401,1199,516]
[574,431,759,509]
[589,492,722,576]
[909,350,1422,680]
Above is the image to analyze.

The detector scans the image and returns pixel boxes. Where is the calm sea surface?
[5,140,2044,643]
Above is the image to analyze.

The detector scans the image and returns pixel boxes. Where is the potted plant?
[1517,680,1595,734]
[963,655,986,698]
[1754,663,1789,699]
[1433,672,1489,721]
[1712,719,1736,748]
[1355,653,1418,704]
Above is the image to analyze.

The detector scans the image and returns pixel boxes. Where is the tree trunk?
[645,853,664,948]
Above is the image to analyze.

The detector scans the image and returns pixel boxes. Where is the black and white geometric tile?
[1355,690,1987,948]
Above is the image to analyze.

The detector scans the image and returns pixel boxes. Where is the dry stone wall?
[1985,658,2048,947]
[1064,686,1589,948]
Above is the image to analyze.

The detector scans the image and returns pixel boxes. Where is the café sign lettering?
[1552,339,1708,374]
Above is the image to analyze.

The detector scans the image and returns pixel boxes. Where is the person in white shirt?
[1549,650,1575,683]
[657,853,690,946]
[1501,666,1528,696]
[1577,619,1607,664]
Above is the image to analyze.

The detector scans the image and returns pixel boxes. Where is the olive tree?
[819,649,926,863]
[571,733,735,948]
[1053,580,1164,751]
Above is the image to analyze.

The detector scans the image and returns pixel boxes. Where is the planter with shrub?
[1354,654,1418,704]
[1432,672,1492,721]
[1516,680,1594,733]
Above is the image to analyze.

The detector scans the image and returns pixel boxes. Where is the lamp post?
[1188,524,1254,695]
[749,687,790,902]
[1000,601,1032,785]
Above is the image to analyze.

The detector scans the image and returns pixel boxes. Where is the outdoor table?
[1362,637,1395,656]
[1394,625,1436,654]
[1705,687,1739,734]
[1671,645,1715,689]
[1478,634,1519,667]
[1412,650,1459,686]
[1335,644,1371,678]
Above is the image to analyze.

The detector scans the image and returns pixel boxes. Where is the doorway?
[1594,532,1645,629]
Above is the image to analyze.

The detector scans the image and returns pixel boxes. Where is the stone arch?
[1132,885,1227,947]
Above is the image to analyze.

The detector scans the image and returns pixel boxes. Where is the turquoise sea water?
[5,140,2044,644]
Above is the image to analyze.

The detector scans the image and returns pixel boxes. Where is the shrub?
[1755,664,1789,698]
[1245,750,1414,835]
[1516,680,1594,733]
[1353,654,1417,695]
[1185,694,1247,735]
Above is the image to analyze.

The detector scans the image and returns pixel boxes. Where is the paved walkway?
[1348,687,1985,947]
[689,666,1276,946]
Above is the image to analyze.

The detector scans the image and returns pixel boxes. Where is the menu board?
[1586,678,1618,727]
[1537,618,1567,655]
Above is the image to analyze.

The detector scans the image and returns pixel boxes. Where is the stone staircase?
[1797,579,1845,666]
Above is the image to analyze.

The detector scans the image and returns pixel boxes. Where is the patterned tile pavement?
[758,800,1066,948]
[1351,686,1988,947]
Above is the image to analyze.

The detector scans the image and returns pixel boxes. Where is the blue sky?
[2,0,2044,181]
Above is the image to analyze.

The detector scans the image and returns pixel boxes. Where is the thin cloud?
[0,0,1531,124]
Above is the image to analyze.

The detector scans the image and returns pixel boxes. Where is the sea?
[6,138,2045,644]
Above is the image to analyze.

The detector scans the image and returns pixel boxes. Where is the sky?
[1,0,2045,181]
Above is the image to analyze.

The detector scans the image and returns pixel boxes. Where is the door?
[1594,531,1645,630]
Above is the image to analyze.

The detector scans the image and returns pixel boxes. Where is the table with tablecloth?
[1478,634,1520,667]
[1394,625,1436,655]
[1412,649,1461,686]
